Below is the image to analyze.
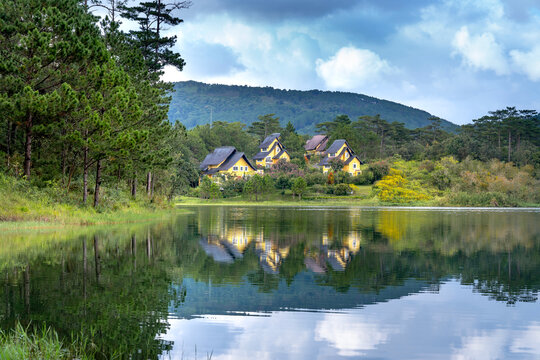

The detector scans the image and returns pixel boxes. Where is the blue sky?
[160,0,540,125]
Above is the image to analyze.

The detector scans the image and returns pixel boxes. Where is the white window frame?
[353,163,357,169]
[233,166,238,171]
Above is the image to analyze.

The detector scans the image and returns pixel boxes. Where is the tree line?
[0,0,191,206]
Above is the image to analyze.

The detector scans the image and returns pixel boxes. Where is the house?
[318,139,362,176]
[199,146,256,178]
[253,133,290,168]
[304,134,329,158]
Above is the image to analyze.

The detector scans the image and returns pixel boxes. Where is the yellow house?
[200,146,257,178]
[253,133,290,168]
[318,139,362,176]
[304,134,329,159]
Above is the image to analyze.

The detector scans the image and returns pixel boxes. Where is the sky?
[159,0,540,125]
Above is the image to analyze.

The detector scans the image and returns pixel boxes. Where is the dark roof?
[200,147,255,174]
[260,133,281,148]
[344,155,359,165]
[305,135,328,151]
[199,146,236,171]
[318,155,331,166]
[253,141,280,160]
[273,149,289,160]
[325,139,350,155]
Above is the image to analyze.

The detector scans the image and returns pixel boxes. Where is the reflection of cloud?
[511,323,540,355]
[314,314,392,356]
[452,329,507,360]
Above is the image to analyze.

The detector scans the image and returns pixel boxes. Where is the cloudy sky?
[160,0,540,125]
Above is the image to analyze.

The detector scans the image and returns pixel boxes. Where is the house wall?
[343,158,362,176]
[224,157,256,177]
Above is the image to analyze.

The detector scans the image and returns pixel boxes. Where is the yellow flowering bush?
[373,169,430,203]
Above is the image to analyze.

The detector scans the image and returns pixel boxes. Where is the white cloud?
[511,323,540,355]
[315,46,396,90]
[510,46,540,81]
[452,329,508,360]
[314,314,394,356]
[452,26,510,75]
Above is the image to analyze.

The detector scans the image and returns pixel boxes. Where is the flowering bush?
[373,169,430,203]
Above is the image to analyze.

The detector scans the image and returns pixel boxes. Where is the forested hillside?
[168,81,458,133]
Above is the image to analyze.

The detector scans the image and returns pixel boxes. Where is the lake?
[1,206,539,359]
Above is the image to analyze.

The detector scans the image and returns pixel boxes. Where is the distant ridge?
[168,81,457,134]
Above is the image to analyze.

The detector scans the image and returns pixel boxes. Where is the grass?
[0,323,94,360]
[0,173,186,229]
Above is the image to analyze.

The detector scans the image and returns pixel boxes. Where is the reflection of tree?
[0,227,180,359]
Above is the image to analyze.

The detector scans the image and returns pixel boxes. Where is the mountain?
[168,81,458,134]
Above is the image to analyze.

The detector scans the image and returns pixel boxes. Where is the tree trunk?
[93,159,102,207]
[23,113,33,179]
[151,174,155,199]
[146,171,152,196]
[507,131,512,162]
[24,264,30,314]
[131,177,137,197]
[83,140,88,204]
[94,235,101,284]
[83,238,87,298]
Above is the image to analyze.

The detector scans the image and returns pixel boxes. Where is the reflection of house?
[256,240,290,274]
[304,134,329,158]
[221,228,253,259]
[318,140,362,176]
[253,133,290,168]
[200,146,256,178]
[199,236,234,263]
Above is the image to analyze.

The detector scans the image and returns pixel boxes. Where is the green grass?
[0,173,185,229]
[0,323,95,360]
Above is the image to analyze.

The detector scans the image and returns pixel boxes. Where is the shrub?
[334,183,351,196]
[199,177,221,199]
[291,177,307,200]
[310,184,326,194]
[275,175,292,190]
[368,161,390,181]
[351,171,374,185]
[305,172,326,186]
[373,169,430,203]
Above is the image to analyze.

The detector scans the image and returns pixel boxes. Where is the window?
[345,153,349,159]
[353,163,357,169]
[266,157,272,162]
[233,166,238,171]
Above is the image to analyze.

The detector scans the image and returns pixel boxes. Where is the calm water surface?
[1,207,539,359]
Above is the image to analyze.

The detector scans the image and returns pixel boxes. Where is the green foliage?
[243,174,273,201]
[198,177,221,199]
[373,169,430,203]
[291,177,307,199]
[168,81,457,134]
[248,113,281,141]
[0,323,95,360]
[334,183,351,196]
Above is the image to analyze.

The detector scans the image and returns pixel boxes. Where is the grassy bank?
[0,174,182,228]
[0,324,94,360]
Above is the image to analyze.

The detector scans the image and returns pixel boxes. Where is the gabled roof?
[199,146,236,171]
[325,139,353,155]
[273,149,289,160]
[305,135,328,151]
[253,141,281,160]
[200,147,255,174]
[344,155,360,165]
[260,133,281,148]
[219,151,254,171]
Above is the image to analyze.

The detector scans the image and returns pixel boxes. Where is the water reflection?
[0,207,539,359]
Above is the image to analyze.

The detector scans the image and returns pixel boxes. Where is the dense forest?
[168,81,458,134]
[0,0,539,214]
